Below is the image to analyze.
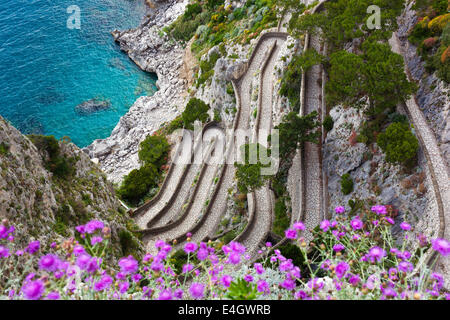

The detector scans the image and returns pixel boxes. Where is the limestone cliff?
[0,116,143,263]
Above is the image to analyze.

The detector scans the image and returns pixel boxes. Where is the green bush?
[279,55,303,112]
[183,3,202,21]
[213,109,222,122]
[273,197,290,237]
[0,142,9,156]
[234,143,271,194]
[166,116,184,134]
[340,173,354,195]
[182,98,211,129]
[376,122,419,165]
[28,135,76,179]
[197,51,221,86]
[274,111,321,158]
[138,135,170,169]
[117,165,159,205]
[119,229,141,259]
[322,115,334,132]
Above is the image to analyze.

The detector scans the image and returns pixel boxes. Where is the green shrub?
[222,229,238,244]
[322,115,334,132]
[279,55,303,112]
[182,98,211,129]
[119,229,141,259]
[274,111,321,158]
[166,116,184,134]
[340,173,354,195]
[376,122,419,165]
[117,165,159,205]
[213,109,222,122]
[388,113,409,124]
[273,197,290,237]
[235,143,271,194]
[0,142,9,156]
[28,135,76,179]
[197,51,221,86]
[183,3,202,21]
[138,135,170,169]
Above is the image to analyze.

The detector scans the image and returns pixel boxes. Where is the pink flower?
[350,217,363,230]
[431,238,450,256]
[400,222,411,231]
[183,242,198,254]
[254,263,265,275]
[189,283,205,299]
[281,278,296,290]
[257,280,270,294]
[320,220,331,232]
[335,206,345,214]
[285,229,297,239]
[293,222,305,230]
[22,280,45,300]
[371,205,387,215]
[368,246,386,263]
[220,275,232,288]
[335,261,349,279]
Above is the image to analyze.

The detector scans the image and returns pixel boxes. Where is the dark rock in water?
[75,98,111,115]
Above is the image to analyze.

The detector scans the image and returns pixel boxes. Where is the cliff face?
[0,116,143,262]
[396,1,450,174]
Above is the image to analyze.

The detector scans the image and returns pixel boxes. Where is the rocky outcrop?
[396,1,450,174]
[0,116,143,263]
[84,0,190,184]
[323,105,438,241]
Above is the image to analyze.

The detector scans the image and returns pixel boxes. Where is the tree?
[117,165,159,204]
[326,50,365,107]
[288,0,404,49]
[361,40,417,114]
[138,134,170,169]
[235,143,271,194]
[275,111,321,157]
[376,122,419,165]
[326,40,416,113]
[182,98,210,130]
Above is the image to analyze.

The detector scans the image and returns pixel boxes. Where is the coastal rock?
[85,0,190,184]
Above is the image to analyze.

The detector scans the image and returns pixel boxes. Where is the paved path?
[390,33,450,289]
[301,31,324,242]
[133,132,197,229]
[237,40,283,258]
[142,128,223,254]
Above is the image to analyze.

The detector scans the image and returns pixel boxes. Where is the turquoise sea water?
[0,0,157,147]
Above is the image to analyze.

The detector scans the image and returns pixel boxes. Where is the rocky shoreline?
[83,0,190,184]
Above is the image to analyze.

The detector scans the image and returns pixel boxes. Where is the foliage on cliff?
[117,134,170,206]
[408,0,450,82]
[0,116,143,265]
